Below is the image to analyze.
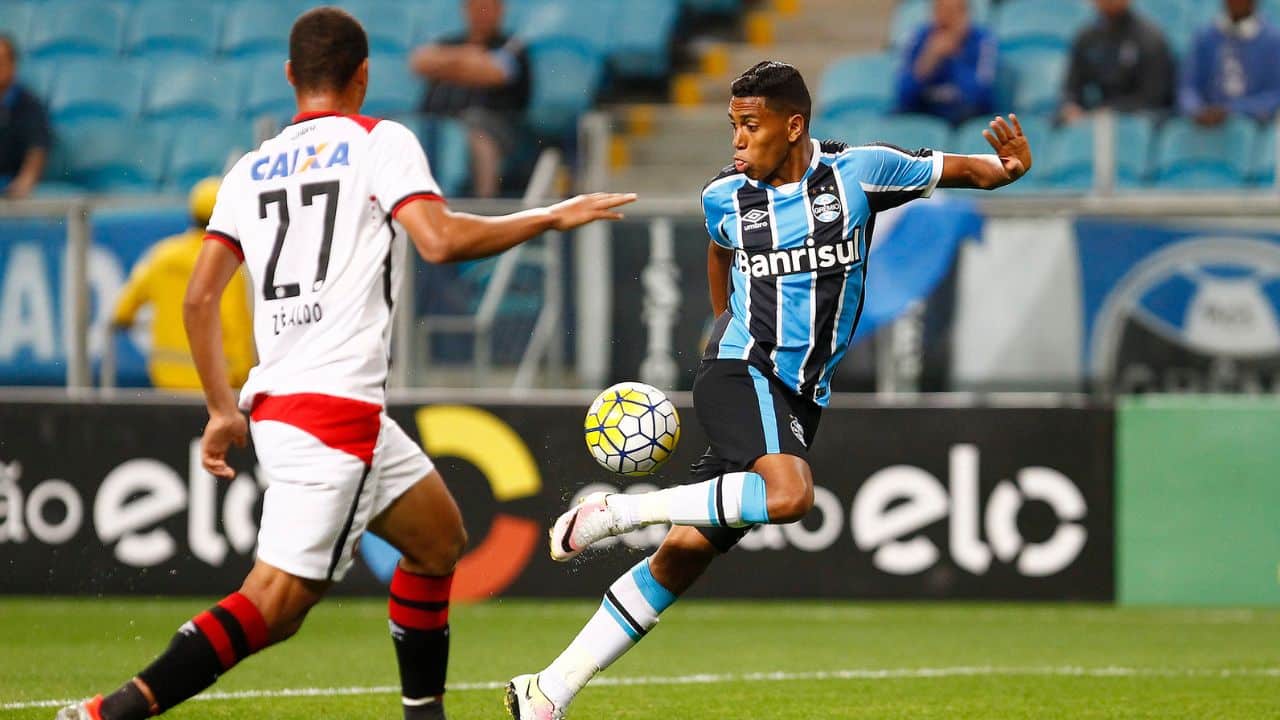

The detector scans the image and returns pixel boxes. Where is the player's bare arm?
[396,192,637,264]
[707,241,732,316]
[939,114,1033,190]
[183,240,247,480]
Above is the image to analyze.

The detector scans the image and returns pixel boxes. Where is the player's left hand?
[201,411,248,480]
[983,114,1032,181]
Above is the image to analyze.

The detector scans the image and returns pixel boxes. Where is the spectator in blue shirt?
[1179,0,1280,126]
[894,0,997,125]
[0,35,51,198]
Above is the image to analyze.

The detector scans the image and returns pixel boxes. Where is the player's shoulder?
[701,163,744,204]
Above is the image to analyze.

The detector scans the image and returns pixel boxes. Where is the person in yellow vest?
[111,178,255,389]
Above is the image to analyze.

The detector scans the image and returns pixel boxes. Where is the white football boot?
[504,674,565,720]
[548,492,627,561]
[54,696,103,720]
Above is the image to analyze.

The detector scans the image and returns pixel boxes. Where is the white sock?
[607,472,770,530]
[539,557,676,708]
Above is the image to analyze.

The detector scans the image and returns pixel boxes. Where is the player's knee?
[401,522,468,575]
[767,480,814,524]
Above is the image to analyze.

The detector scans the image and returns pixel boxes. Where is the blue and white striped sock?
[608,472,771,529]
[539,558,677,707]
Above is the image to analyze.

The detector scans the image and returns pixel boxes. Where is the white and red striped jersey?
[205,111,442,409]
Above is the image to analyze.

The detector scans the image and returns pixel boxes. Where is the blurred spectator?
[411,0,530,198]
[894,0,997,125]
[0,35,51,199]
[1179,0,1280,126]
[111,179,255,391]
[1061,0,1176,124]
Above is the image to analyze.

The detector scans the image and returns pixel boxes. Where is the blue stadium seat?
[161,119,254,191]
[1133,0,1191,56]
[609,0,680,79]
[144,60,244,122]
[221,2,295,58]
[342,0,416,55]
[240,57,296,122]
[125,1,223,58]
[890,0,992,49]
[1267,0,1280,23]
[1002,48,1068,117]
[0,2,33,43]
[820,113,952,152]
[18,58,58,100]
[364,53,422,117]
[815,53,897,119]
[27,2,124,60]
[62,119,171,192]
[1252,122,1276,187]
[1153,117,1257,188]
[526,40,605,137]
[412,0,467,44]
[48,58,146,125]
[518,0,614,55]
[1029,114,1155,189]
[394,113,471,197]
[501,0,536,36]
[994,0,1092,53]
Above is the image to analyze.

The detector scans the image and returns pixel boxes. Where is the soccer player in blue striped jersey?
[506,61,1032,719]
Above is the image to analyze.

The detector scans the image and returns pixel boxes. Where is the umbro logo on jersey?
[251,142,351,181]
[742,208,769,231]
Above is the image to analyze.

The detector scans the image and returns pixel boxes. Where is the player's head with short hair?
[727,61,812,183]
[730,61,811,128]
[0,34,17,92]
[288,7,369,97]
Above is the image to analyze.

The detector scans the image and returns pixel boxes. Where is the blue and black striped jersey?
[701,138,943,406]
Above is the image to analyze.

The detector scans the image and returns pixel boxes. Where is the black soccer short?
[689,359,822,553]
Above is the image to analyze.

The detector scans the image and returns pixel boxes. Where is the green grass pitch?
[2,598,1278,719]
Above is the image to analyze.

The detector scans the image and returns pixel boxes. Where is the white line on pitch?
[5,666,1279,711]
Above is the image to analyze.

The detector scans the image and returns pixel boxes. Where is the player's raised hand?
[982,114,1033,181]
[548,192,638,231]
[201,411,248,479]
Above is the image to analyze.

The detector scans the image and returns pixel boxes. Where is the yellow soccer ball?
[584,381,680,476]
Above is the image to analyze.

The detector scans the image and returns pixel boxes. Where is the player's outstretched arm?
[938,114,1033,190]
[397,192,637,264]
[183,241,248,479]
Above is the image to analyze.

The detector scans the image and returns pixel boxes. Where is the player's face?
[728,96,799,182]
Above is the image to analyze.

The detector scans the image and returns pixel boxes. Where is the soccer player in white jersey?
[55,9,633,720]
[506,61,1031,719]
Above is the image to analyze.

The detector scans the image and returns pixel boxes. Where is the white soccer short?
[250,395,434,582]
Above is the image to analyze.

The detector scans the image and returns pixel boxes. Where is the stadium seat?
[412,0,467,44]
[125,1,222,58]
[994,0,1092,53]
[62,119,171,192]
[144,60,244,122]
[0,2,33,43]
[1252,122,1277,187]
[48,58,146,125]
[1026,114,1155,189]
[1002,48,1068,117]
[18,58,58,100]
[1133,0,1191,56]
[364,53,423,117]
[342,0,417,55]
[27,2,124,60]
[395,113,471,197]
[525,40,605,137]
[500,0,536,35]
[220,2,296,58]
[815,53,897,120]
[161,120,254,191]
[609,0,680,79]
[240,56,295,123]
[518,0,615,55]
[1153,117,1257,188]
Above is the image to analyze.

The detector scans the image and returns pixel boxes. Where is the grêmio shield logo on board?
[1091,237,1280,393]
